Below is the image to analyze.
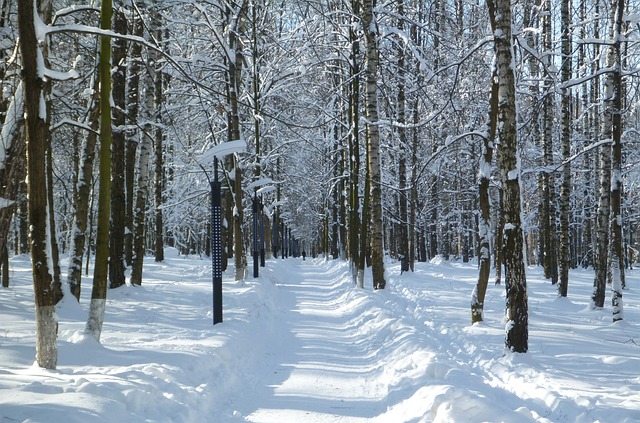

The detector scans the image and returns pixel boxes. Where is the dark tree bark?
[109,5,127,289]
[125,12,143,266]
[18,0,57,368]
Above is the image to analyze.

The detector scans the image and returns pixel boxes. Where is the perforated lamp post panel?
[252,192,259,278]
[211,158,223,325]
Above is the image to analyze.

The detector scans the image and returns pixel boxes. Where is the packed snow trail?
[241,259,388,422]
[230,258,640,423]
[234,258,532,423]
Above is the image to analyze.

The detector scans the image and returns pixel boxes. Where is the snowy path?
[243,260,386,422]
[235,259,530,422]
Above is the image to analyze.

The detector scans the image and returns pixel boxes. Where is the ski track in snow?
[0,251,639,422]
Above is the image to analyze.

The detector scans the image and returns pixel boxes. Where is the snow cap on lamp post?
[200,140,246,325]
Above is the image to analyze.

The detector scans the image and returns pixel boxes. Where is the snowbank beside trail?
[1,253,639,422]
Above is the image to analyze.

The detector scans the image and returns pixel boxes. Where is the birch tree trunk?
[18,0,57,367]
[487,0,528,352]
[541,1,558,284]
[592,31,614,309]
[608,0,625,321]
[362,0,385,290]
[130,43,156,286]
[558,0,572,297]
[67,76,99,301]
[472,66,497,324]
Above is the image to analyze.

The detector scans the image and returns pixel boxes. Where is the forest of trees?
[1,0,639,366]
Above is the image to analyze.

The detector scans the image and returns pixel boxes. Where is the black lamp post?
[211,158,223,325]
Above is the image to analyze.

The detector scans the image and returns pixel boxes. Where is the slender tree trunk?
[487,0,528,352]
[109,5,127,289]
[18,0,57,368]
[362,0,385,290]
[592,62,613,309]
[67,76,99,301]
[130,42,156,286]
[358,152,370,288]
[541,2,558,284]
[227,3,247,280]
[1,244,8,288]
[558,0,572,297]
[609,0,625,321]
[154,28,165,263]
[472,66,497,324]
[348,0,361,281]
[396,0,409,274]
[0,85,26,282]
[125,12,143,266]
[86,0,113,341]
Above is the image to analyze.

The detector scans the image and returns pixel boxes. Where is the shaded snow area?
[1,251,640,422]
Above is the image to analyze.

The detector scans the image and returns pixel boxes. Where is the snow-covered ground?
[1,250,639,422]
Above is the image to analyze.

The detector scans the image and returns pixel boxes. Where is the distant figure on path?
[302,250,306,261]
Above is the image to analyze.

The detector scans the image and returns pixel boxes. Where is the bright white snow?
[1,251,639,422]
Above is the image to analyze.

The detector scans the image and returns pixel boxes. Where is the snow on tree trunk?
[472,66,497,324]
[18,0,57,367]
[362,0,385,290]
[608,0,625,322]
[130,43,156,287]
[487,0,528,353]
[0,84,26,276]
[67,76,99,301]
[558,0,572,297]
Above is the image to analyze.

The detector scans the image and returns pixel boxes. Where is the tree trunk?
[396,0,409,274]
[362,0,385,290]
[154,26,166,263]
[86,0,113,342]
[67,76,100,301]
[558,0,571,297]
[125,12,143,266]
[130,43,156,286]
[608,0,625,321]
[227,3,247,281]
[109,5,127,289]
[18,0,57,368]
[541,1,558,285]
[472,66,497,324]
[0,85,26,277]
[487,0,528,352]
[1,244,8,288]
